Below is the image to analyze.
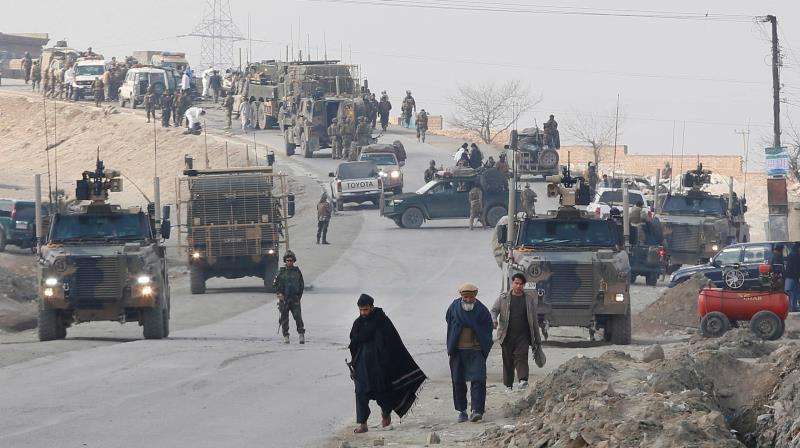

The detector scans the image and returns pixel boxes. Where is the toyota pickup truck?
[328,161,383,211]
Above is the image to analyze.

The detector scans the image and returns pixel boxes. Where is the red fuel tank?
[698,288,789,322]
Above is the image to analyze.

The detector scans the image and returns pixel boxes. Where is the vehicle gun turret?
[545,165,591,207]
[681,163,712,191]
[75,158,122,204]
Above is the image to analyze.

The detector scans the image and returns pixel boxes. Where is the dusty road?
[0,86,667,447]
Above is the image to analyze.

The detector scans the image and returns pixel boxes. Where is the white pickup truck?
[586,187,650,218]
[328,161,383,211]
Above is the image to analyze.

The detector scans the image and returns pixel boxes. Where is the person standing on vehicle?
[469,143,483,170]
[446,283,493,423]
[317,192,332,245]
[469,184,484,230]
[424,160,438,183]
[273,251,305,344]
[223,93,234,130]
[160,90,173,128]
[349,294,427,434]
[785,243,800,312]
[491,273,546,392]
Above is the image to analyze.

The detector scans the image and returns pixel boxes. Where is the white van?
[118,67,176,108]
[72,58,106,100]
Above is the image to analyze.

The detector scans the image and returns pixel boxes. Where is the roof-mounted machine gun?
[681,163,712,191]
[545,165,592,208]
[75,158,123,203]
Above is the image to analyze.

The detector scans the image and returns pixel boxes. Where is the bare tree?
[564,110,623,170]
[448,80,538,144]
[786,122,800,182]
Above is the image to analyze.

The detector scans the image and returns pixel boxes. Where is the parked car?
[118,67,176,108]
[669,241,793,288]
[0,199,40,252]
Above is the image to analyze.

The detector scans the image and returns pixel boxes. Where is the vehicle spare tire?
[479,168,506,193]
[538,148,559,169]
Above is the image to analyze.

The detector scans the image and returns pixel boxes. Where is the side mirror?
[328,172,335,178]
[160,220,171,240]
[497,224,507,244]
[267,151,275,166]
[399,160,405,167]
[287,193,296,218]
[162,205,171,221]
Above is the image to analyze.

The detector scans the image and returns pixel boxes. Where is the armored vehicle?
[36,159,172,341]
[278,60,366,158]
[177,164,294,294]
[512,126,560,178]
[657,165,749,269]
[496,168,632,344]
[233,61,283,129]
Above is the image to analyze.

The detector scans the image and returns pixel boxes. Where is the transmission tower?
[185,0,244,70]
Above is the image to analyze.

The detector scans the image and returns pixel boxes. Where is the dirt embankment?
[0,92,246,207]
[633,274,708,335]
[0,251,38,332]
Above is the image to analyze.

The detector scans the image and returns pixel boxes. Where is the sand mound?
[634,273,708,335]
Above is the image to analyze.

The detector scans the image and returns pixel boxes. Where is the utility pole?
[763,14,788,240]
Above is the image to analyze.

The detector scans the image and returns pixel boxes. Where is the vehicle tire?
[607,309,632,345]
[645,272,659,286]
[263,260,278,292]
[400,207,424,229]
[0,230,6,252]
[485,205,507,227]
[142,304,166,339]
[336,199,344,212]
[37,307,65,341]
[749,310,784,340]
[393,217,405,228]
[700,311,730,338]
[723,268,746,290]
[538,148,559,169]
[190,265,206,295]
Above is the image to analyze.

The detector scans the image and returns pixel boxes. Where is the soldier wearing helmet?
[424,160,438,183]
[273,250,306,344]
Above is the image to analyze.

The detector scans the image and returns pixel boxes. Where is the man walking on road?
[160,90,173,128]
[273,251,305,344]
[317,193,332,244]
[469,184,484,230]
[522,184,537,216]
[91,77,104,107]
[349,294,426,434]
[446,283,493,423]
[491,273,546,392]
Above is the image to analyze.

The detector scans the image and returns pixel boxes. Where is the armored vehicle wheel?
[485,205,507,227]
[38,307,66,341]
[645,273,659,286]
[190,265,206,294]
[400,207,424,229]
[750,310,784,340]
[263,261,278,292]
[538,148,559,169]
[700,311,730,338]
[142,304,166,339]
[0,230,6,252]
[606,310,632,345]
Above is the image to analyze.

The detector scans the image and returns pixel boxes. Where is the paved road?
[0,89,666,447]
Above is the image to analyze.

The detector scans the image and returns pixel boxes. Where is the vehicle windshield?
[50,213,150,242]
[337,162,378,180]
[75,65,105,76]
[360,153,397,166]
[13,203,37,221]
[416,180,439,194]
[598,190,643,205]
[662,195,726,215]
[521,219,618,247]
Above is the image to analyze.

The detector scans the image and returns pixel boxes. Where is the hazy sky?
[6,0,800,168]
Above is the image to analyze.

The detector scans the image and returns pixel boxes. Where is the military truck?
[177,163,295,294]
[278,60,366,158]
[233,61,283,129]
[657,164,749,269]
[512,126,560,178]
[36,159,172,341]
[495,167,632,344]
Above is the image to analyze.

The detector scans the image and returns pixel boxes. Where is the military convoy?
[177,162,294,294]
[657,165,749,270]
[36,159,172,341]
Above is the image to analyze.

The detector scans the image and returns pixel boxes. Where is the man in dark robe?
[446,283,493,423]
[349,294,426,434]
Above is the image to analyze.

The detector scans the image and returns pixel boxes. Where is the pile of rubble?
[478,329,800,448]
[0,255,37,331]
[633,273,708,335]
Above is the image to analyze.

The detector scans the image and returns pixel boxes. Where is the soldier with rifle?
[328,118,343,159]
[401,91,416,128]
[378,92,392,131]
[273,250,306,344]
[416,109,429,143]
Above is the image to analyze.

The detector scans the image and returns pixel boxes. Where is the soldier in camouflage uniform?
[356,116,371,147]
[144,85,157,123]
[469,184,484,230]
[328,118,342,159]
[160,90,174,128]
[341,116,354,160]
[416,109,429,143]
[522,184,537,216]
[31,61,41,91]
[41,65,50,96]
[223,94,234,130]
[91,77,105,107]
[273,251,306,344]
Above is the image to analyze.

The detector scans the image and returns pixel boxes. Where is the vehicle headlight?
[615,293,625,302]
[44,288,54,297]
[137,275,152,285]
[390,170,400,179]
[710,244,719,252]
[391,199,403,205]
[191,251,202,260]
[141,285,153,296]
[45,277,59,287]
[267,249,275,255]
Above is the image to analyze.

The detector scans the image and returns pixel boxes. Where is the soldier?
[209,70,222,103]
[469,143,483,169]
[144,85,157,123]
[469,184,484,230]
[663,161,672,179]
[22,52,32,84]
[222,93,234,130]
[273,251,305,344]
[91,77,105,107]
[160,90,173,128]
[543,114,560,149]
[424,160,438,183]
[368,93,379,128]
[328,118,342,159]
[317,192,332,244]
[401,90,416,127]
[356,116,371,147]
[172,91,182,127]
[31,61,41,91]
[178,91,192,127]
[587,162,599,197]
[496,154,510,176]
[522,184,537,216]
[416,109,429,143]
[341,116,354,159]
[40,64,50,96]
[378,91,392,131]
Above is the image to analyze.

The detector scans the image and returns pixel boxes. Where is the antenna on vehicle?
[120,172,152,203]
[42,97,53,205]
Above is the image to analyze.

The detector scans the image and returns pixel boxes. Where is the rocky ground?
[0,249,38,332]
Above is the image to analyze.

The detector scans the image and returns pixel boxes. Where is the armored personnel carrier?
[233,61,283,129]
[278,60,367,158]
[177,162,294,294]
[36,159,172,341]
[512,126,560,178]
[657,164,749,269]
[496,167,632,344]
